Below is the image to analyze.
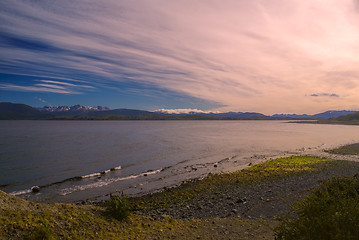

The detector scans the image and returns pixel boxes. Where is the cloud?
[35,97,47,103]
[0,83,77,94]
[37,80,94,89]
[1,0,359,113]
[310,93,340,97]
[39,80,76,86]
[35,83,66,90]
[34,96,52,106]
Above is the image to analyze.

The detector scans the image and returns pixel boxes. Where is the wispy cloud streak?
[1,0,359,113]
[0,83,76,94]
[310,93,340,98]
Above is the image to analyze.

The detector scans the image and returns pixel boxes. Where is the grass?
[106,194,131,221]
[0,198,276,239]
[0,199,201,240]
[324,143,359,155]
[275,176,359,240]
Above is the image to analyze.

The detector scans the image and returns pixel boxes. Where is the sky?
[1,0,359,114]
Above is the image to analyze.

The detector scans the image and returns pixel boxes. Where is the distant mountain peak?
[154,108,265,118]
[38,105,110,113]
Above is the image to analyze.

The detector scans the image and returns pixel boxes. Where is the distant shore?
[293,120,359,125]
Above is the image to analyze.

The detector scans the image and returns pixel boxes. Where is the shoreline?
[130,156,359,220]
[6,141,359,205]
[2,153,359,239]
[85,143,359,204]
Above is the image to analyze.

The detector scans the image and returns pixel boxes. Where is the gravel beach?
[129,155,359,239]
[134,159,359,220]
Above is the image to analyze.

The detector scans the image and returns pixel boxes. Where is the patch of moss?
[325,143,359,155]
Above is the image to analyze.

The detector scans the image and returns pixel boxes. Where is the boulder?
[31,186,40,193]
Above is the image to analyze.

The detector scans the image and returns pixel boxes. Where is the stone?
[237,198,247,204]
[31,186,40,193]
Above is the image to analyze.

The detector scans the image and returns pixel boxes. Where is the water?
[1,120,359,203]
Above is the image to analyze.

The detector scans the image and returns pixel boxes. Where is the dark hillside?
[333,111,359,121]
[0,102,46,119]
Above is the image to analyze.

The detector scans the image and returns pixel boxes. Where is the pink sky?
[146,0,359,114]
[2,0,359,114]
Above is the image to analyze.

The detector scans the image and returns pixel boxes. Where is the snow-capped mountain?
[38,105,110,114]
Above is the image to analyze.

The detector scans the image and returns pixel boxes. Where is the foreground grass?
[0,191,275,239]
[0,207,191,239]
[275,176,359,239]
[0,156,344,239]
[0,193,208,240]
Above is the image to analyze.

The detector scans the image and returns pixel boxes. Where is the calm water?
[1,120,359,203]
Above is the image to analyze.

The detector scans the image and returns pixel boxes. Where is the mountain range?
[38,105,150,116]
[0,102,357,120]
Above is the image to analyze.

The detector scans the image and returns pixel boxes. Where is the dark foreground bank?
[1,155,359,239]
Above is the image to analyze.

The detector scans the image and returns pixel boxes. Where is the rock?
[214,164,218,168]
[31,186,40,193]
[231,209,238,214]
[236,198,247,204]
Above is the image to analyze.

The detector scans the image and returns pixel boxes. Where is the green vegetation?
[275,176,359,240]
[106,194,131,221]
[334,112,359,122]
[0,191,203,239]
[0,192,274,239]
[294,111,359,125]
[1,156,357,239]
[325,143,359,155]
[133,156,335,212]
[312,112,359,125]
[26,219,53,240]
